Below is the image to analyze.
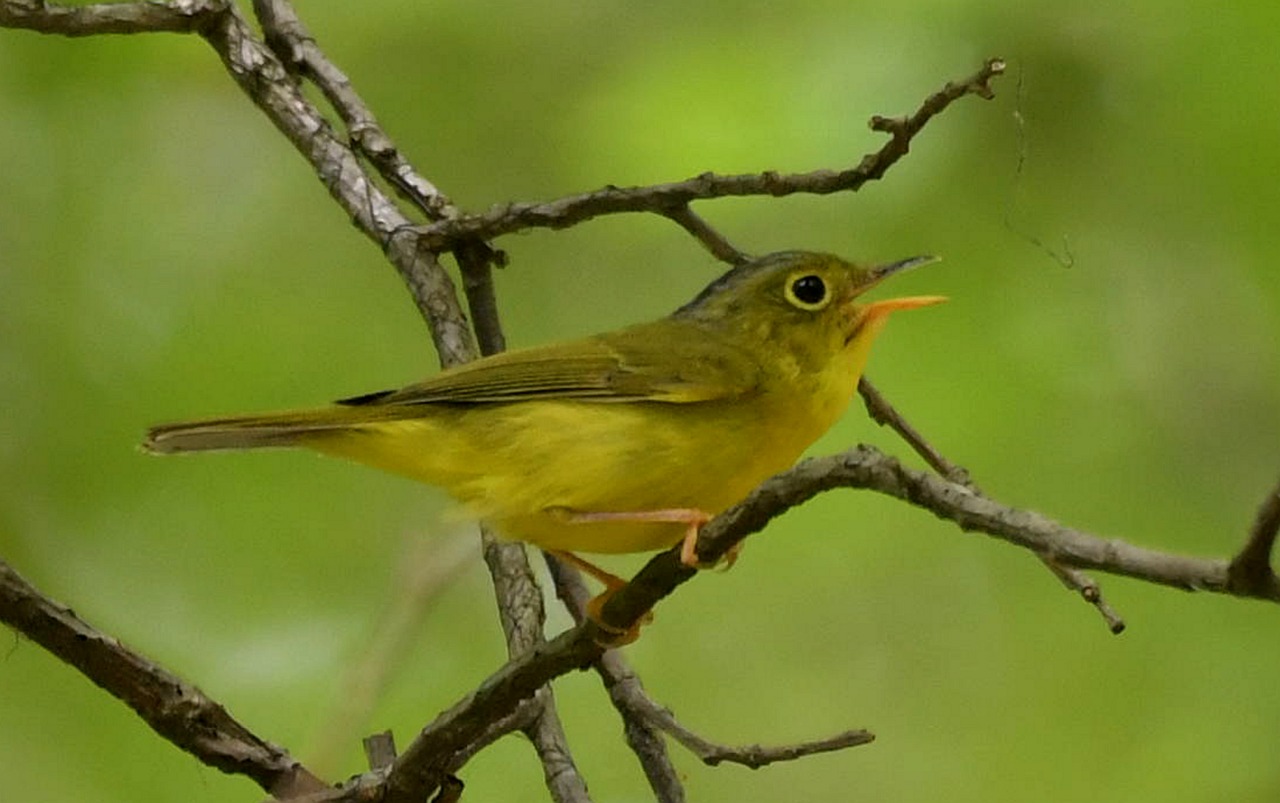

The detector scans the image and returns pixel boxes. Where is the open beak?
[852,254,947,326]
[843,255,947,344]
[852,255,945,312]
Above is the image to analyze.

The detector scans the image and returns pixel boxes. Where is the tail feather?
[143,411,356,454]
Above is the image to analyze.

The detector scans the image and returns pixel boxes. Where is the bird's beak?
[851,254,946,323]
[841,255,945,345]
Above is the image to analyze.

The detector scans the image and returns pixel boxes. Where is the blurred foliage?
[2,1,1279,801]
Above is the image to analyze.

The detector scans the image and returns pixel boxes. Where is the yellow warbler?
[145,251,943,580]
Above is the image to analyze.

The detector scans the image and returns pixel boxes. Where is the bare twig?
[1038,557,1126,634]
[1227,478,1280,597]
[634,694,874,769]
[857,377,975,487]
[857,378,1127,632]
[483,555,875,773]
[0,560,329,799]
[662,206,750,266]
[866,57,1004,143]
[411,58,1006,250]
[571,592,873,772]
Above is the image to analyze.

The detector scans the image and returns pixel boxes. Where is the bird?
[144,250,943,632]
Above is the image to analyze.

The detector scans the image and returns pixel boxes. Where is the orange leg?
[549,549,627,591]
[549,549,648,645]
[553,507,742,643]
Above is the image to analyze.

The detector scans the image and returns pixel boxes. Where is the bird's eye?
[785,273,829,310]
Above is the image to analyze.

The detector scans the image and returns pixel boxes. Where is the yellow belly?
[305,394,838,554]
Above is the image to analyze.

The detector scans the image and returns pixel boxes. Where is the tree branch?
[195,2,476,366]
[250,0,460,222]
[597,444,1278,635]
[0,0,219,35]
[410,58,1007,250]
[662,205,750,266]
[857,377,1129,632]
[0,560,329,799]
[479,530,591,803]
[544,554,685,803]
[625,691,875,770]
[366,440,1276,800]
[563,585,875,772]
[857,377,975,488]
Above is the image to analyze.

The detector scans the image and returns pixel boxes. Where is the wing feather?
[338,320,761,407]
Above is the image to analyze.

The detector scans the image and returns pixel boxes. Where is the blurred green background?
[2,1,1279,801]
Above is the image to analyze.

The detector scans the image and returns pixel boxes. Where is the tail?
[143,409,359,454]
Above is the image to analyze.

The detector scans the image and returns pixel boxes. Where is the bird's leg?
[552,507,726,643]
[548,549,649,645]
[548,548,628,589]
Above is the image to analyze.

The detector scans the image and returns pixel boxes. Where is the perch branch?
[0,560,328,800]
[372,441,1275,801]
